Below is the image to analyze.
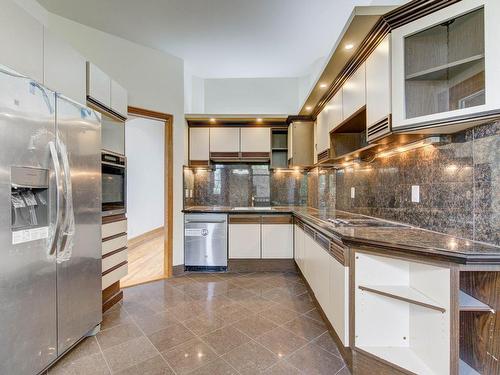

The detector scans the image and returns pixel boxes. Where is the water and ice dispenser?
[11,167,49,244]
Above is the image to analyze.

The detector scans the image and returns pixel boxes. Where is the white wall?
[202,77,299,114]
[125,118,164,239]
[47,13,187,266]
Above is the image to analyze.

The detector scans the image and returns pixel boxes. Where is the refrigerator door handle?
[57,140,76,263]
[48,141,63,256]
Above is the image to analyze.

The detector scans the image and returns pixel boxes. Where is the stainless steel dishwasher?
[184,214,228,271]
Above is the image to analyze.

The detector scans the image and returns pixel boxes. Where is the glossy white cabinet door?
[111,80,128,118]
[189,128,210,161]
[210,128,240,153]
[342,63,366,120]
[43,28,86,105]
[327,90,343,132]
[314,245,331,311]
[0,0,43,82]
[240,128,271,153]
[287,125,293,161]
[262,224,293,259]
[366,35,391,127]
[87,62,111,108]
[229,224,261,258]
[327,257,350,346]
[316,110,330,154]
[302,233,314,282]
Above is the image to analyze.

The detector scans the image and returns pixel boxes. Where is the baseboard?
[228,259,297,273]
[172,264,185,276]
[128,226,164,249]
[296,262,353,370]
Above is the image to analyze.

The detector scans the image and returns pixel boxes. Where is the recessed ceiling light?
[305,106,312,111]
[320,83,328,88]
[209,118,216,123]
[345,43,354,50]
[256,118,263,123]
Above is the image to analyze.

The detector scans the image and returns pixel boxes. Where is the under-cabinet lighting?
[376,136,447,159]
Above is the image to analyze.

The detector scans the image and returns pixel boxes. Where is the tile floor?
[47,271,350,375]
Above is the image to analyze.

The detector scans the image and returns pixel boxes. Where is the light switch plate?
[351,187,355,199]
[411,185,420,203]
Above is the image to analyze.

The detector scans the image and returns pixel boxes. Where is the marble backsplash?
[184,164,308,207]
[311,121,499,245]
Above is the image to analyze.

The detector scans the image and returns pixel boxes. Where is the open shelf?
[405,54,484,81]
[359,285,446,313]
[459,359,480,375]
[459,290,494,313]
[358,346,437,375]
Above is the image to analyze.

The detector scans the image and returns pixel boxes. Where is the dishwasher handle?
[185,220,227,224]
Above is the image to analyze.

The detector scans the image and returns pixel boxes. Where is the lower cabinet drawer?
[102,248,128,273]
[102,219,127,239]
[102,262,128,290]
[102,234,127,256]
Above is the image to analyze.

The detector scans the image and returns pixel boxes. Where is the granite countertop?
[183,206,500,264]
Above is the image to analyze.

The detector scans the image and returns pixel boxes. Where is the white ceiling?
[37,0,405,79]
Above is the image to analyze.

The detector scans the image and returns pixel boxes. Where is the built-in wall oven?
[102,151,126,216]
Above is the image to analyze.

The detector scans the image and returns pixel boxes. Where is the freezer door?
[0,68,58,375]
[55,95,102,354]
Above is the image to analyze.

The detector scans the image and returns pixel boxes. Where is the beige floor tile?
[186,358,238,375]
[286,343,345,375]
[304,308,324,323]
[163,338,218,374]
[183,315,226,336]
[102,336,159,373]
[48,352,110,375]
[166,301,205,322]
[283,316,327,341]
[96,322,143,350]
[115,355,174,375]
[261,361,302,374]
[214,304,253,325]
[313,332,342,358]
[201,326,251,355]
[278,292,316,313]
[132,311,178,336]
[101,306,132,331]
[147,323,196,352]
[231,314,277,339]
[256,326,309,357]
[258,305,301,325]
[222,340,278,375]
[236,295,278,313]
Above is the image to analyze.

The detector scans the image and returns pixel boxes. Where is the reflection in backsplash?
[184,122,499,246]
[311,121,499,245]
[184,164,308,207]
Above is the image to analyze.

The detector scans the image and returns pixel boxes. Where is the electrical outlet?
[189,189,193,198]
[411,185,420,203]
[185,189,189,198]
[351,187,355,199]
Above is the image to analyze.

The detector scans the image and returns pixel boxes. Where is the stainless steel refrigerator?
[0,66,102,375]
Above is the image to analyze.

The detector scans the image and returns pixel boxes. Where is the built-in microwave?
[101,151,126,217]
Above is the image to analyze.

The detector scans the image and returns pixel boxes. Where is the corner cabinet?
[391,0,500,130]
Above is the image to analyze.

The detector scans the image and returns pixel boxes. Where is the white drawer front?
[102,249,128,273]
[102,220,127,239]
[102,234,127,256]
[102,263,128,290]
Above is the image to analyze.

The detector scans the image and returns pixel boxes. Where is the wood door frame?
[127,106,173,279]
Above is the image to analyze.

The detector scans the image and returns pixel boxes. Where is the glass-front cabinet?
[391,0,500,130]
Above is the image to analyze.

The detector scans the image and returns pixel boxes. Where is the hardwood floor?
[121,233,164,288]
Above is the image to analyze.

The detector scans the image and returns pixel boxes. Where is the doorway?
[120,107,173,287]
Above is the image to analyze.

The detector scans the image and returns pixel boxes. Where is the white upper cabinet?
[327,89,343,133]
[43,28,86,105]
[87,62,111,108]
[392,0,500,130]
[0,0,43,82]
[342,63,366,120]
[111,80,128,118]
[366,35,391,127]
[189,128,210,161]
[209,128,240,153]
[240,128,271,153]
[316,110,330,154]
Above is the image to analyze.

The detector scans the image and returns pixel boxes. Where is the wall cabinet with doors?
[366,35,391,142]
[288,121,314,167]
[240,127,271,154]
[391,0,500,130]
[229,214,293,259]
[189,127,210,165]
[209,127,240,156]
[316,90,343,162]
[87,62,128,118]
[342,63,366,121]
[294,220,350,347]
